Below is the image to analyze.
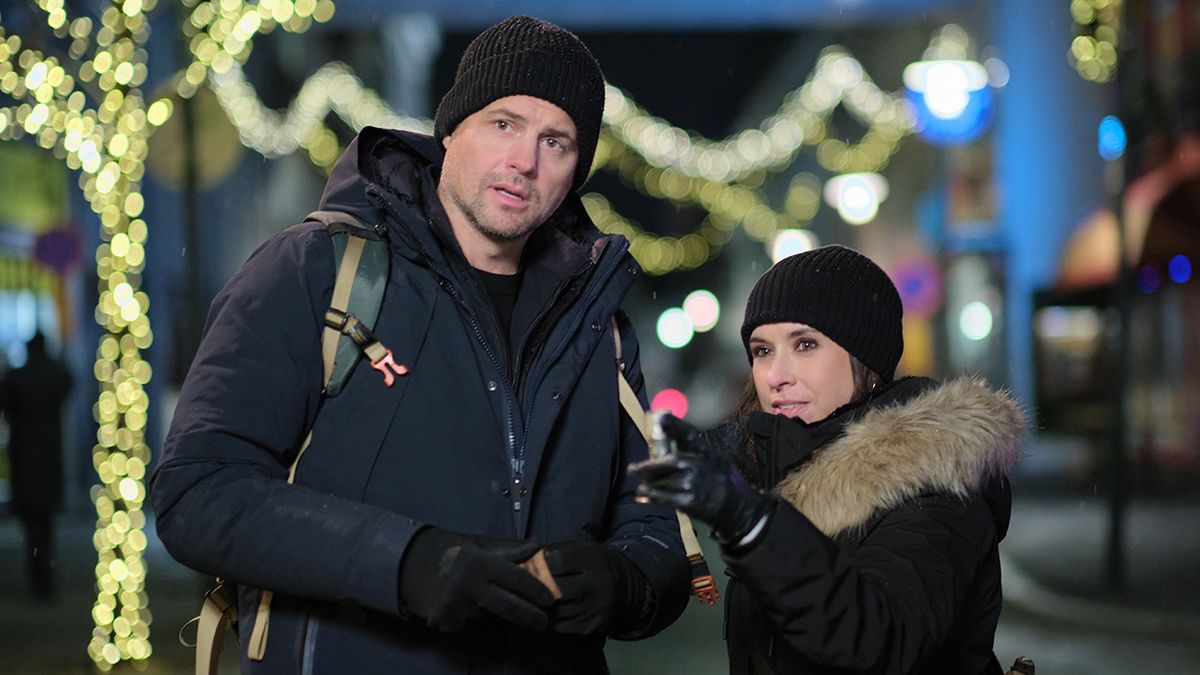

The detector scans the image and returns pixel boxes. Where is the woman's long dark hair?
[733,354,886,487]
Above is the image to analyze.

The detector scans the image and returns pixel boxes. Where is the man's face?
[438,95,578,249]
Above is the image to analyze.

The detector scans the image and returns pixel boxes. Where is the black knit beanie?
[434,16,605,190]
[740,245,904,379]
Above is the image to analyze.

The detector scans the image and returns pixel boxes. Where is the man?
[0,332,73,601]
[150,15,691,673]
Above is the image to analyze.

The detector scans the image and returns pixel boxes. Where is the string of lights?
[176,0,336,99]
[177,0,915,273]
[0,0,170,667]
[602,46,913,181]
[1069,0,1121,83]
[0,0,353,665]
[200,44,912,273]
[173,0,924,276]
[585,130,824,273]
[208,60,431,170]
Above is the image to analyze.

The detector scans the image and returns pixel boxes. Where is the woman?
[631,245,1026,674]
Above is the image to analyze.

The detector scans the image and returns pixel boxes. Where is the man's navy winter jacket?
[150,127,690,673]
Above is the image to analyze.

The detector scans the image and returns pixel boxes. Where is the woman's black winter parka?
[722,376,1025,675]
[149,128,690,673]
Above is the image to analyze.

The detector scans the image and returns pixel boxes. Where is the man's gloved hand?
[629,414,771,545]
[542,540,647,635]
[399,527,555,632]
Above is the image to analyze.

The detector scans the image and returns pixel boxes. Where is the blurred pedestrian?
[0,332,73,601]
[631,245,1027,674]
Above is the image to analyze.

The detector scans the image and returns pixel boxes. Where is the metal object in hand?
[647,409,675,459]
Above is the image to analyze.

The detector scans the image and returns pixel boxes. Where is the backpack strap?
[308,210,400,397]
[192,580,235,675]
[610,316,720,606]
[193,211,402,671]
[247,210,406,661]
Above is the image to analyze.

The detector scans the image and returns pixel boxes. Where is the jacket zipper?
[512,268,583,403]
[369,188,522,512]
[516,239,629,470]
[722,576,733,641]
[435,271,520,481]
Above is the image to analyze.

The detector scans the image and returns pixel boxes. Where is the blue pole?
[993,0,1110,405]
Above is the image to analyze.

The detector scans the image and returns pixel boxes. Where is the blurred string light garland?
[0,0,334,668]
[601,47,913,181]
[176,0,336,98]
[206,45,915,273]
[1069,0,1121,83]
[209,60,431,167]
[175,0,338,164]
[0,0,165,668]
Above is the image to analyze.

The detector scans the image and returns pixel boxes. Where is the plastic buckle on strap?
[370,349,408,387]
[205,581,236,615]
[690,574,721,605]
[178,581,232,648]
[324,308,350,332]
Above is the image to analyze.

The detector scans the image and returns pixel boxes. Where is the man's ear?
[441,133,452,150]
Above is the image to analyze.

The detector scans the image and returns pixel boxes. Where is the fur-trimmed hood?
[771,376,1026,537]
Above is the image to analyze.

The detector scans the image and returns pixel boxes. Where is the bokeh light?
[656,307,695,349]
[1136,265,1161,294]
[1098,115,1126,161]
[650,388,690,418]
[922,61,979,119]
[1168,255,1192,284]
[682,290,720,332]
[1069,0,1121,83]
[959,301,994,341]
[893,257,944,319]
[824,172,888,225]
[770,229,818,263]
[903,52,994,145]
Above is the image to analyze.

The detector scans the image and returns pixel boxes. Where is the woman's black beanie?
[740,245,904,379]
[433,15,605,190]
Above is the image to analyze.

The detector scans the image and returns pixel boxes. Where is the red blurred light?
[650,388,689,418]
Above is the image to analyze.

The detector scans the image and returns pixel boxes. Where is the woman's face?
[749,322,856,424]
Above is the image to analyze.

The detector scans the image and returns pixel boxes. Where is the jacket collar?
[768,376,1026,537]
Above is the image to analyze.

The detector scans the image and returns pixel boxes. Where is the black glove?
[542,540,647,635]
[629,414,771,545]
[399,527,555,632]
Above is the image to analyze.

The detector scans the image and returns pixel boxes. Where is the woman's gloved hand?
[628,415,772,545]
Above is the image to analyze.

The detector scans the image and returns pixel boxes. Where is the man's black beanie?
[434,15,605,191]
[740,245,904,379]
